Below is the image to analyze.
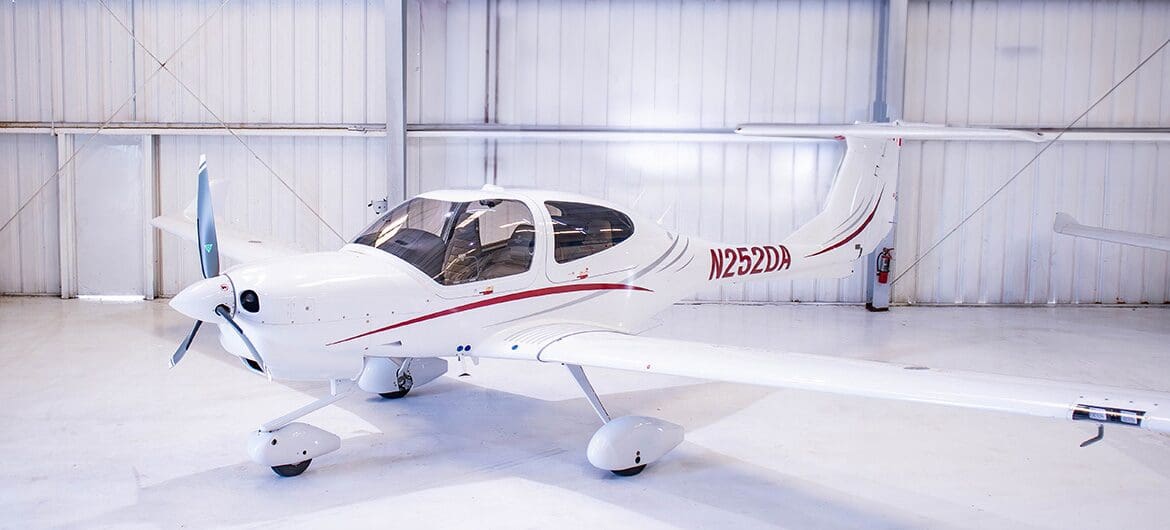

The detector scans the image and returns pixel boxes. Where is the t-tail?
[704,122,1047,284]
[705,132,902,283]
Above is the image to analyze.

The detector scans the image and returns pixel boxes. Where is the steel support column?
[865,0,907,311]
[55,134,76,299]
[385,0,408,204]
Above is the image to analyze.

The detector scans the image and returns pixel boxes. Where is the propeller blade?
[214,305,266,371]
[171,320,203,368]
[196,155,220,279]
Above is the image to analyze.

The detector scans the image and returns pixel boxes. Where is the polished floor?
[2,297,1169,529]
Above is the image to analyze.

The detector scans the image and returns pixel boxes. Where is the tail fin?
[701,135,900,283]
[780,135,900,277]
[702,121,1050,283]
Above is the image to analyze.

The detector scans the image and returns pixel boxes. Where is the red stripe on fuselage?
[326,283,653,346]
[805,194,883,258]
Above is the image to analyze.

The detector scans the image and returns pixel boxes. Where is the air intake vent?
[240,290,260,312]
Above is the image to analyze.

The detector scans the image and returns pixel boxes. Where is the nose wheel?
[271,459,312,477]
[611,464,646,477]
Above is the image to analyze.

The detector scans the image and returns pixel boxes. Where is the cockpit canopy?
[352,195,635,285]
[352,197,536,285]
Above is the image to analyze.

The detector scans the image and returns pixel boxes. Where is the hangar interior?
[2,0,1169,528]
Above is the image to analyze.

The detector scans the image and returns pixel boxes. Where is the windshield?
[352,197,535,285]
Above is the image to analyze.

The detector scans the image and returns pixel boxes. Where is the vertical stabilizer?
[781,136,900,272]
[703,135,900,283]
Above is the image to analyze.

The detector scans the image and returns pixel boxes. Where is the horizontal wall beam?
[407,125,767,143]
[4,122,1170,143]
[0,123,387,137]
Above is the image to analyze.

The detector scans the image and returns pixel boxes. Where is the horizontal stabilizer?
[735,121,1170,143]
[735,121,1047,142]
[1054,212,1170,252]
[152,213,304,264]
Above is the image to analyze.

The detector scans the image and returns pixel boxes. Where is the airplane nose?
[170,275,236,321]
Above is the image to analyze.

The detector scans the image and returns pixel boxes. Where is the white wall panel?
[135,0,385,124]
[903,0,1170,128]
[405,0,880,127]
[897,0,1170,304]
[405,0,489,124]
[895,141,1170,305]
[157,135,386,295]
[483,0,879,127]
[0,135,59,295]
[0,0,385,125]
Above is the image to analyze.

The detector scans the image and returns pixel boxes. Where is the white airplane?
[155,122,1170,478]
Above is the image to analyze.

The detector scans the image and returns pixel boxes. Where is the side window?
[440,199,536,285]
[545,201,635,263]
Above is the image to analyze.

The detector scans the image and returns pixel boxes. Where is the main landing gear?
[378,367,412,400]
[566,364,684,477]
[357,357,449,400]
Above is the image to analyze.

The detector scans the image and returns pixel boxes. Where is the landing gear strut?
[566,364,684,477]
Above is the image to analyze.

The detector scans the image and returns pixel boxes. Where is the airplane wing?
[151,212,304,263]
[488,324,1170,435]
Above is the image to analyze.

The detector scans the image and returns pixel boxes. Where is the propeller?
[170,320,203,368]
[195,155,219,278]
[214,304,266,369]
[169,156,265,373]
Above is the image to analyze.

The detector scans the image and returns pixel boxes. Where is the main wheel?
[271,459,312,477]
[380,372,413,399]
[378,388,410,399]
[610,464,646,477]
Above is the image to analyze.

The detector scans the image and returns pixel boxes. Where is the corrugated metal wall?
[2,0,1168,303]
[0,135,59,295]
[896,0,1170,303]
[0,0,385,124]
[0,0,388,295]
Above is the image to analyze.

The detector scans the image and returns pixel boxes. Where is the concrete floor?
[2,297,1169,529]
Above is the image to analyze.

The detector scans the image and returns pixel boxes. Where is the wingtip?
[1053,212,1077,233]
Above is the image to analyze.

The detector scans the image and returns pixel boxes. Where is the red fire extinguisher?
[876,248,893,284]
